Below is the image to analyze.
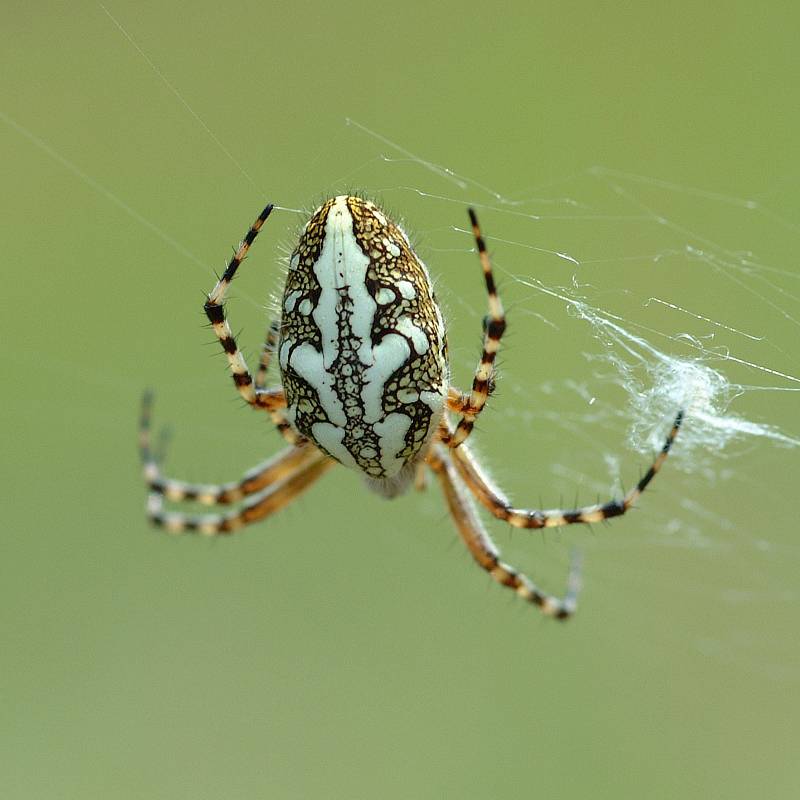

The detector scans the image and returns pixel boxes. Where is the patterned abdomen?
[278,196,447,493]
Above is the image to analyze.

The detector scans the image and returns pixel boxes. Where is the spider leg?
[448,208,506,448]
[139,391,314,505]
[445,386,485,415]
[427,446,581,619]
[252,318,306,446]
[146,448,334,535]
[204,203,280,410]
[451,411,684,529]
[254,318,280,391]
[203,204,302,445]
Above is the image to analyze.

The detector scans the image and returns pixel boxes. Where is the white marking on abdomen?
[284,290,301,312]
[373,412,413,474]
[312,422,356,467]
[279,340,292,371]
[361,333,410,423]
[376,287,395,305]
[397,389,419,403]
[421,389,445,412]
[395,316,429,354]
[397,280,416,299]
[312,196,376,370]
[289,342,346,426]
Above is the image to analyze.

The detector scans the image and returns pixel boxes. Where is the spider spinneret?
[139,194,683,620]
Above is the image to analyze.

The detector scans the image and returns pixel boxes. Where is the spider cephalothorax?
[140,195,682,620]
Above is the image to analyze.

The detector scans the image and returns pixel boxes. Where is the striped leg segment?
[428,447,581,620]
[446,386,481,415]
[255,319,281,391]
[253,318,306,447]
[146,449,334,535]
[139,392,313,505]
[265,406,306,447]
[452,411,684,529]
[204,203,275,407]
[449,208,506,448]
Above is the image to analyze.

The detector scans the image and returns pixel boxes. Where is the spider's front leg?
[204,206,305,446]
[448,208,506,448]
[204,204,278,409]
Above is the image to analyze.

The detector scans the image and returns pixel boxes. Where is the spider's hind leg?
[450,411,684,529]
[427,446,581,620]
[146,450,333,535]
[138,391,313,506]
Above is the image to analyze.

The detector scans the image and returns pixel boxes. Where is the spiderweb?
[291,122,796,458]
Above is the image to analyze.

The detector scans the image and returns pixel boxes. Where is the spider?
[139,195,682,620]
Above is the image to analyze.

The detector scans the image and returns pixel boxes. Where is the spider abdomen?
[278,195,448,494]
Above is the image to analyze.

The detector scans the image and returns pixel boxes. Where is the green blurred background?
[2,1,798,797]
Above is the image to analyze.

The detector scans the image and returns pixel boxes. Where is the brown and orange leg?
[139,391,313,506]
[145,450,334,535]
[450,411,684,528]
[427,446,581,620]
